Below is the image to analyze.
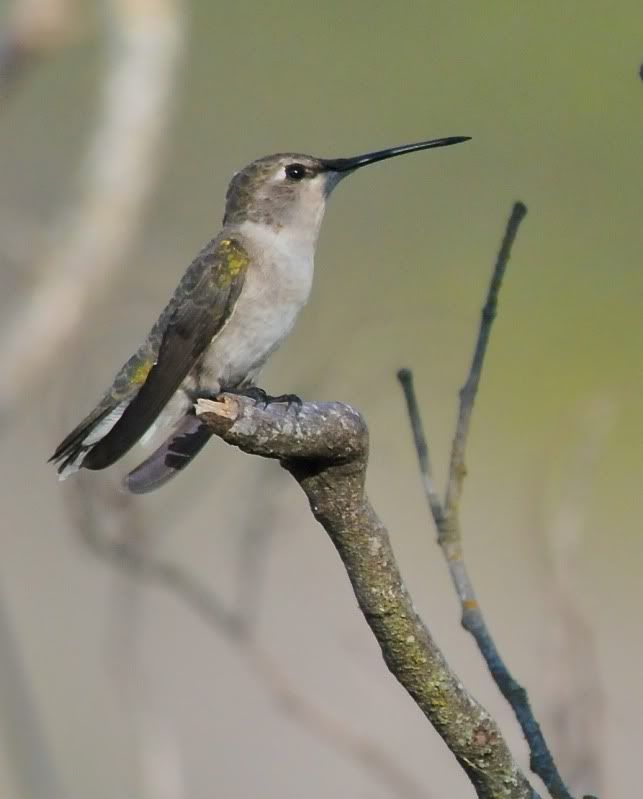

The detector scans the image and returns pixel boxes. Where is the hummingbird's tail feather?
[56,449,89,480]
[49,402,127,478]
[123,414,213,495]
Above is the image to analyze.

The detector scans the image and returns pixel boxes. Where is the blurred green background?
[0,1,641,797]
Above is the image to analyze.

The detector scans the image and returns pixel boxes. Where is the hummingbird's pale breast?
[197,220,317,391]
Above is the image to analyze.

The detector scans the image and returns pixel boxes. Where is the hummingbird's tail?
[49,401,128,479]
[122,413,213,494]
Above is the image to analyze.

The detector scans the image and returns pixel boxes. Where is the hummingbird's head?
[223,136,471,239]
[223,153,332,237]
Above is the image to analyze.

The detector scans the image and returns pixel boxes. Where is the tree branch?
[196,395,537,799]
[397,203,588,799]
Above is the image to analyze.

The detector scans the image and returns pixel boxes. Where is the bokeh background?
[0,2,641,797]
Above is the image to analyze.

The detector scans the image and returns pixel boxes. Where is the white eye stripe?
[268,168,286,183]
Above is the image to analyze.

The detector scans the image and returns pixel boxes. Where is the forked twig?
[397,202,586,799]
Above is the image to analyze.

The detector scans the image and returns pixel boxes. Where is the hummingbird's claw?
[228,385,269,406]
[267,393,303,414]
[225,386,302,413]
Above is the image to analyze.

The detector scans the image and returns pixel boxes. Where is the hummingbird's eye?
[285,163,307,181]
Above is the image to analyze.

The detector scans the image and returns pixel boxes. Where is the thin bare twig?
[398,374,444,525]
[397,202,588,799]
[197,394,537,798]
[444,202,527,517]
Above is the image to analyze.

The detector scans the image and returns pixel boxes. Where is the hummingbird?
[50,136,470,493]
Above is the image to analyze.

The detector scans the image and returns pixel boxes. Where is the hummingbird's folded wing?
[123,414,214,494]
[82,237,251,470]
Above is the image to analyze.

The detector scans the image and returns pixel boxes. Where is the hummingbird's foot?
[264,393,303,414]
[227,385,269,405]
[225,386,302,413]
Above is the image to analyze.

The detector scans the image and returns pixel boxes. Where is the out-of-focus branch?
[0,204,45,272]
[539,401,611,796]
[196,395,536,799]
[70,475,432,799]
[0,0,80,94]
[70,476,188,799]
[232,467,281,636]
[137,560,432,799]
[397,203,592,799]
[0,0,184,421]
[0,585,66,799]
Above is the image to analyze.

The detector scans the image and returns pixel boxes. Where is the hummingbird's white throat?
[239,219,317,295]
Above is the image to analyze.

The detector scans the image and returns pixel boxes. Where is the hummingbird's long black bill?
[320,136,471,172]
